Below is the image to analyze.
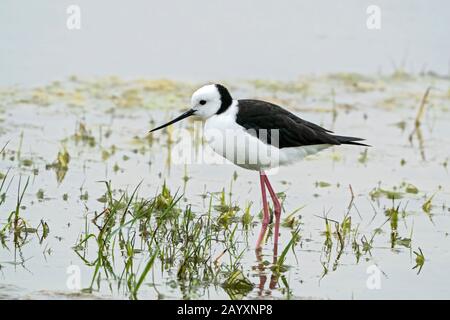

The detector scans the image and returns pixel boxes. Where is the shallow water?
[0,75,449,299]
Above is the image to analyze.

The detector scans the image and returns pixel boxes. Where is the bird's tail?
[334,135,370,147]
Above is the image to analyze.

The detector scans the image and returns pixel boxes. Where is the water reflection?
[254,249,279,298]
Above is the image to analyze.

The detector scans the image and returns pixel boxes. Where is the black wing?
[236,99,368,148]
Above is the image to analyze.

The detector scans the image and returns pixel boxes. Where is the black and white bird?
[150,84,368,255]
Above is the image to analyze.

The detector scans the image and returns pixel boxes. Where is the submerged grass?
[0,175,49,248]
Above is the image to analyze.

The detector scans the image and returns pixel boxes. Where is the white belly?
[203,106,330,171]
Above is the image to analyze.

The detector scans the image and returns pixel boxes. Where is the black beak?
[149,109,196,133]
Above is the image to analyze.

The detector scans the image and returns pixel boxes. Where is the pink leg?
[262,172,282,257]
[256,171,270,250]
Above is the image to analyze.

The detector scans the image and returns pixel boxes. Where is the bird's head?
[149,84,233,133]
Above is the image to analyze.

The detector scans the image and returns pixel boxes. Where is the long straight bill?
[149,109,195,133]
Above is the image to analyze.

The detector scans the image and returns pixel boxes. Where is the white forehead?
[191,84,220,103]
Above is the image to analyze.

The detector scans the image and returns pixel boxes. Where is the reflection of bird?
[150,84,368,255]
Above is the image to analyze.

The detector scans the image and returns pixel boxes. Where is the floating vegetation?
[358,148,369,164]
[370,187,403,200]
[315,181,331,188]
[36,189,45,200]
[369,181,425,202]
[405,184,419,194]
[45,148,70,183]
[73,123,96,147]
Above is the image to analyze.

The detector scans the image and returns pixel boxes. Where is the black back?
[236,99,368,148]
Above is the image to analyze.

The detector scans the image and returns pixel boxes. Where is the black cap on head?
[215,84,233,115]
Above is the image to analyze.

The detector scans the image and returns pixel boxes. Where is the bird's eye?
[199,100,207,105]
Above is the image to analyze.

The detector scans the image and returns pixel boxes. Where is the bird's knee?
[274,202,281,217]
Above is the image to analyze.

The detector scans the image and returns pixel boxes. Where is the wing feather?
[236,99,340,148]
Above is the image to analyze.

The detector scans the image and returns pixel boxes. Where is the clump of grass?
[384,203,413,249]
[413,248,425,274]
[73,181,251,299]
[222,269,254,300]
[385,204,399,248]
[281,206,304,229]
[0,176,34,246]
[241,202,253,229]
[214,188,239,228]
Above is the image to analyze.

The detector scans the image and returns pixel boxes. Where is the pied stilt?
[150,84,368,256]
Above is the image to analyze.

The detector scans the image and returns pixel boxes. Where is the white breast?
[203,101,330,171]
